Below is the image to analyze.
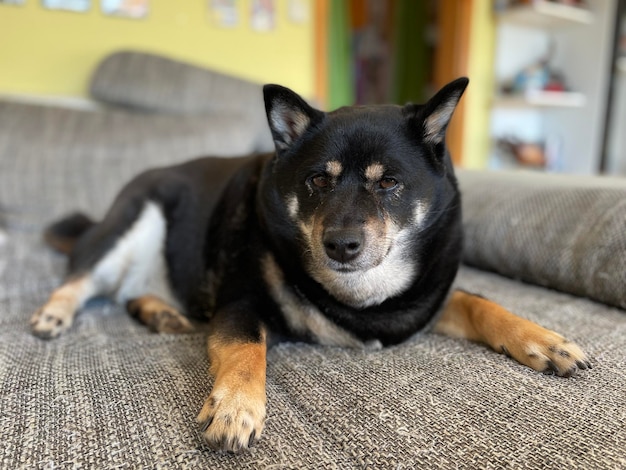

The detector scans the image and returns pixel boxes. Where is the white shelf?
[493,90,587,108]
[497,1,593,28]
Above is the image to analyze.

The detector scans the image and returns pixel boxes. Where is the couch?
[1,51,624,469]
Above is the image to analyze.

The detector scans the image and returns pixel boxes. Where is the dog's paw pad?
[30,307,71,339]
[197,390,266,452]
[523,335,591,377]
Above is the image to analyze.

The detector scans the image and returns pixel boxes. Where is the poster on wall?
[288,0,309,24]
[0,0,26,5]
[209,0,238,28]
[250,0,275,32]
[101,0,149,19]
[42,0,90,12]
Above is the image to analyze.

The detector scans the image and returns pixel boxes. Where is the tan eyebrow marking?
[325,160,343,178]
[364,163,385,182]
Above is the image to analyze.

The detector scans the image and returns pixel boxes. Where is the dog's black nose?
[323,228,364,263]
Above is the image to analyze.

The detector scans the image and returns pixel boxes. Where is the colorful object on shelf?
[497,137,546,167]
[501,50,571,97]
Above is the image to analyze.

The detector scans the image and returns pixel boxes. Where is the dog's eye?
[311,174,329,188]
[379,177,398,190]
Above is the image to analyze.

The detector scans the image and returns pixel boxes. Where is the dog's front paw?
[506,327,592,377]
[30,305,73,339]
[197,386,266,452]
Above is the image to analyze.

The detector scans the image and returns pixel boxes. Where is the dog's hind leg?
[433,290,591,377]
[126,295,192,334]
[32,200,182,338]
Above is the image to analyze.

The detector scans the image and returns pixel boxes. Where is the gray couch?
[1,51,624,469]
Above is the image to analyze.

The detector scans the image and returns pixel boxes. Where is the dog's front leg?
[197,302,267,452]
[434,290,591,377]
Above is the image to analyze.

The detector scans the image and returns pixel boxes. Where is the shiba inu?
[32,77,591,452]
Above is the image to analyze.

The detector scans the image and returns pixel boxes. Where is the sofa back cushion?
[90,50,262,114]
[458,170,626,310]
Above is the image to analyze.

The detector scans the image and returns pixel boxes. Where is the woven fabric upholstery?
[89,50,273,152]
[0,101,268,221]
[1,89,625,467]
[458,170,626,310]
[91,50,263,115]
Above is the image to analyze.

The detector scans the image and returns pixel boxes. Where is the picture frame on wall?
[209,0,238,28]
[288,0,309,24]
[42,0,90,12]
[101,0,149,19]
[250,0,275,32]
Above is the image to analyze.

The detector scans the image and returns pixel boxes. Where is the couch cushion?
[89,50,274,151]
[90,50,262,114]
[458,169,626,310]
[0,101,263,221]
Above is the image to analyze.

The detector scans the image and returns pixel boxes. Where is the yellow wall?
[461,1,496,169]
[0,0,315,99]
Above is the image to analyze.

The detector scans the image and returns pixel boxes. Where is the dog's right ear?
[263,85,324,153]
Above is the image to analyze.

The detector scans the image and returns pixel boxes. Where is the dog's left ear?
[405,77,469,145]
[263,85,325,153]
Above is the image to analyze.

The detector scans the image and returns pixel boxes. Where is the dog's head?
[259,78,468,309]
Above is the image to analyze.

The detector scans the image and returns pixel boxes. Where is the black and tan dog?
[32,78,590,452]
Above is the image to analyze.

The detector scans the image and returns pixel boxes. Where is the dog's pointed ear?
[263,85,324,153]
[405,77,469,145]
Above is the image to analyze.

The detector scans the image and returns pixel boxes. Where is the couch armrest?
[457,169,626,310]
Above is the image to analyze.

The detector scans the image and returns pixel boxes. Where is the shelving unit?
[489,0,615,173]
[496,0,593,28]
[493,90,587,108]
[494,1,593,109]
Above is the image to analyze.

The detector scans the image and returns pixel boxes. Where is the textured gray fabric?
[1,95,625,468]
[458,169,626,310]
[89,50,274,152]
[0,101,267,220]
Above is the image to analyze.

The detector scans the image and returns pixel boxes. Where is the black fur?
[48,78,469,347]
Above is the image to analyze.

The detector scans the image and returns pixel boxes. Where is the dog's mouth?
[326,262,362,273]
[310,239,392,278]
[319,241,393,275]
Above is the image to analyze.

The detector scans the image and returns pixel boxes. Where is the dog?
[31,77,591,452]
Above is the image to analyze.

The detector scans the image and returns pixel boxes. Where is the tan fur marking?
[197,330,267,452]
[325,160,343,178]
[434,290,590,376]
[261,253,366,347]
[126,295,193,334]
[31,276,94,338]
[364,163,385,182]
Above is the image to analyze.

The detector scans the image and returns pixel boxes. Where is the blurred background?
[1,0,625,174]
